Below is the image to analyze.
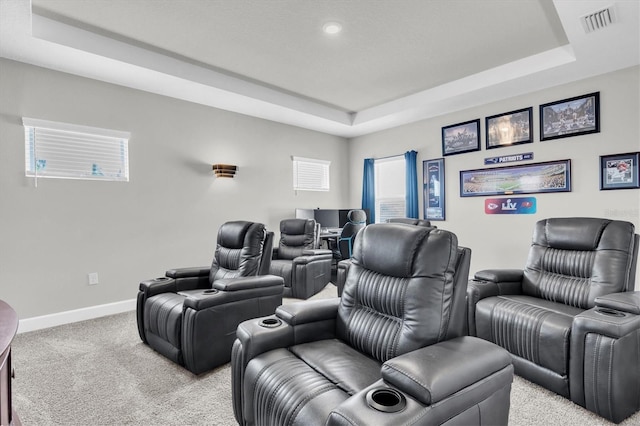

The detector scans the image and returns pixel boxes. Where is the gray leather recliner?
[136,221,284,374]
[270,218,332,299]
[467,217,640,423]
[232,223,514,425]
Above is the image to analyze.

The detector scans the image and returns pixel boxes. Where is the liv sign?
[485,197,536,214]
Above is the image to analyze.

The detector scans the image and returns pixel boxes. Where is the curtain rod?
[369,150,417,161]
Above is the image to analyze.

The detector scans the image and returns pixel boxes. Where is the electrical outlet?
[88,272,99,285]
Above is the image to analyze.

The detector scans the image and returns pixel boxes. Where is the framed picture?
[599,152,640,190]
[442,119,481,156]
[540,92,600,141]
[423,158,445,221]
[460,159,571,197]
[485,107,533,149]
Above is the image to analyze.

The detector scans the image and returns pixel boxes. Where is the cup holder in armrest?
[596,307,625,317]
[259,318,282,328]
[366,388,406,413]
[202,289,219,295]
[155,277,171,281]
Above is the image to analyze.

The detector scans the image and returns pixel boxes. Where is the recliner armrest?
[183,278,283,311]
[595,291,640,315]
[276,298,340,325]
[213,275,284,292]
[468,273,523,301]
[467,274,523,336]
[165,266,210,279]
[574,303,640,339]
[163,266,211,292]
[296,249,332,262]
[139,277,177,297]
[380,336,512,405]
[474,269,523,283]
[235,316,295,364]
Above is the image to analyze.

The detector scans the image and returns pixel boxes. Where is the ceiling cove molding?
[26,11,575,138]
[0,0,638,138]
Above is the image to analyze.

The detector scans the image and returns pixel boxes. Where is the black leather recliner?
[467,217,640,423]
[270,218,332,299]
[232,223,514,425]
[136,221,284,375]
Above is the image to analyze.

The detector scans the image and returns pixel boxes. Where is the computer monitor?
[313,209,340,229]
[294,208,369,229]
[294,208,314,220]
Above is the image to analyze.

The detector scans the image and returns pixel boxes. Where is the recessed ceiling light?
[323,22,342,35]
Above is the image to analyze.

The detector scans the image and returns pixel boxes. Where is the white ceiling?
[1,0,638,137]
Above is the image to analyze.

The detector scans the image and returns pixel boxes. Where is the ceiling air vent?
[581,6,616,33]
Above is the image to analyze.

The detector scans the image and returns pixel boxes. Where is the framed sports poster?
[424,158,445,220]
[460,160,571,197]
[599,152,640,190]
[540,92,600,141]
[441,119,481,156]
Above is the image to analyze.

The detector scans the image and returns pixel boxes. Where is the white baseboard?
[18,299,136,334]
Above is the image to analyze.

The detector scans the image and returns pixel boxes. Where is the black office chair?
[331,209,367,261]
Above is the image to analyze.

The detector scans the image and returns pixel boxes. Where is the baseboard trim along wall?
[18,299,136,334]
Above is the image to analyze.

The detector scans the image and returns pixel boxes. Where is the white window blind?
[23,117,130,184]
[292,156,330,191]
[375,156,406,223]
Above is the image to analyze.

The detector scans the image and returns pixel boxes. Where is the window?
[292,156,330,191]
[375,156,406,223]
[23,117,130,183]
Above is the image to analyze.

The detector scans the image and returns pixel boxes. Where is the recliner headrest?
[280,218,315,235]
[352,223,457,278]
[218,221,258,248]
[535,217,635,251]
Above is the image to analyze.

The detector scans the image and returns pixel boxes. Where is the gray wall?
[0,59,349,318]
[2,59,639,320]
[348,65,640,288]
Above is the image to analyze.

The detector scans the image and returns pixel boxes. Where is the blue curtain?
[405,150,419,219]
[362,158,375,224]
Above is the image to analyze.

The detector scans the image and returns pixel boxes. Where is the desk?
[320,231,340,239]
[320,230,340,251]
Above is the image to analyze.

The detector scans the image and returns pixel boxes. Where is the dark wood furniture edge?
[0,300,20,426]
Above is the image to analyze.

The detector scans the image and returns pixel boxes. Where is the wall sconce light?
[212,164,237,178]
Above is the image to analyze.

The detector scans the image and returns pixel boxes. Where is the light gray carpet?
[11,283,640,425]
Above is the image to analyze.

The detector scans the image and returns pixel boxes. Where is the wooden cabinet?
[0,300,19,426]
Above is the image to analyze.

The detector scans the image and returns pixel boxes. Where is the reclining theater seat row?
[232,223,514,426]
[136,221,284,375]
[467,217,640,424]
